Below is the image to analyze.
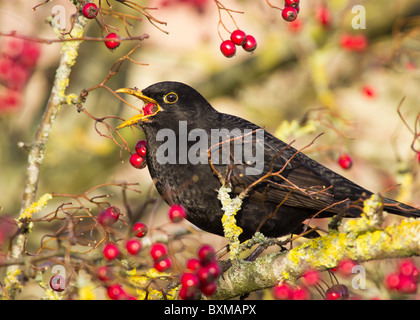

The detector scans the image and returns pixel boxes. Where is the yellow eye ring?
[164,92,178,104]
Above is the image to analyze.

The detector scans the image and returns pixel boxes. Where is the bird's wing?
[211,113,349,215]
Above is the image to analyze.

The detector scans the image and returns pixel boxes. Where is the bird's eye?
[164,92,178,104]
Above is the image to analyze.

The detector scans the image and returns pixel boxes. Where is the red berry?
[186,258,201,272]
[325,284,349,300]
[206,262,221,280]
[316,6,331,27]
[150,242,168,261]
[129,153,145,169]
[105,33,120,50]
[200,282,217,296]
[107,284,127,300]
[272,283,293,300]
[284,0,299,7]
[98,206,120,226]
[337,258,357,277]
[282,6,298,22]
[220,40,236,58]
[50,275,65,292]
[103,243,121,261]
[143,103,155,115]
[179,285,199,300]
[340,34,368,52]
[133,222,148,238]
[154,257,172,272]
[96,266,113,282]
[385,272,401,290]
[126,238,142,255]
[197,244,216,265]
[290,286,310,300]
[362,85,376,98]
[82,3,98,19]
[302,269,321,286]
[242,35,257,52]
[181,272,200,288]
[397,275,417,294]
[338,154,353,170]
[230,30,247,46]
[135,140,147,157]
[399,259,418,279]
[168,204,187,223]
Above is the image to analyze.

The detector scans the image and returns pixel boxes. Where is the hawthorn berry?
[107,284,127,300]
[154,257,172,272]
[126,238,142,255]
[133,222,148,238]
[150,242,168,261]
[337,258,357,277]
[98,206,120,226]
[96,266,113,282]
[281,6,298,22]
[325,284,349,300]
[284,0,300,8]
[302,269,321,287]
[338,154,353,170]
[316,6,331,27]
[200,282,217,296]
[168,204,187,223]
[197,244,216,265]
[242,35,257,52]
[230,30,247,46]
[104,33,120,50]
[143,103,155,115]
[272,283,293,300]
[186,258,201,272]
[82,3,98,19]
[291,287,310,300]
[362,85,376,98]
[135,140,147,157]
[50,275,65,292]
[206,262,221,280]
[220,40,236,58]
[103,243,121,261]
[129,153,145,169]
[179,285,199,300]
[399,259,419,280]
[181,272,200,289]
[197,266,212,285]
[340,34,368,52]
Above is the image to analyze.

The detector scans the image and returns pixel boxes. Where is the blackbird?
[116,81,420,240]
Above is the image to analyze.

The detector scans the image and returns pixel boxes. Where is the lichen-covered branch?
[6,13,87,300]
[212,194,420,299]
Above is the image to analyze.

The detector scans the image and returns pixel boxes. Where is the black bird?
[116,81,420,240]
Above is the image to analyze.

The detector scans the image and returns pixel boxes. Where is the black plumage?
[117,81,420,240]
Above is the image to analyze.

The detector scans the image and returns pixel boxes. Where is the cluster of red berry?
[385,259,419,294]
[179,244,221,299]
[0,38,40,113]
[130,139,147,169]
[273,259,357,300]
[81,3,121,50]
[220,30,257,58]
[281,0,300,22]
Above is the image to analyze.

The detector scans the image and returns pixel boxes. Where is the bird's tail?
[383,198,420,218]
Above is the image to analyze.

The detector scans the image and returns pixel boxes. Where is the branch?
[6,13,88,299]
[212,194,420,299]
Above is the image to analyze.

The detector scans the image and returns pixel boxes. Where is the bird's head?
[116,81,214,129]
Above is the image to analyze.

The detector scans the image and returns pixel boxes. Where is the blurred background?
[0,0,420,299]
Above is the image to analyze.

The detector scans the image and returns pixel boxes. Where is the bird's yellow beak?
[116,87,161,129]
